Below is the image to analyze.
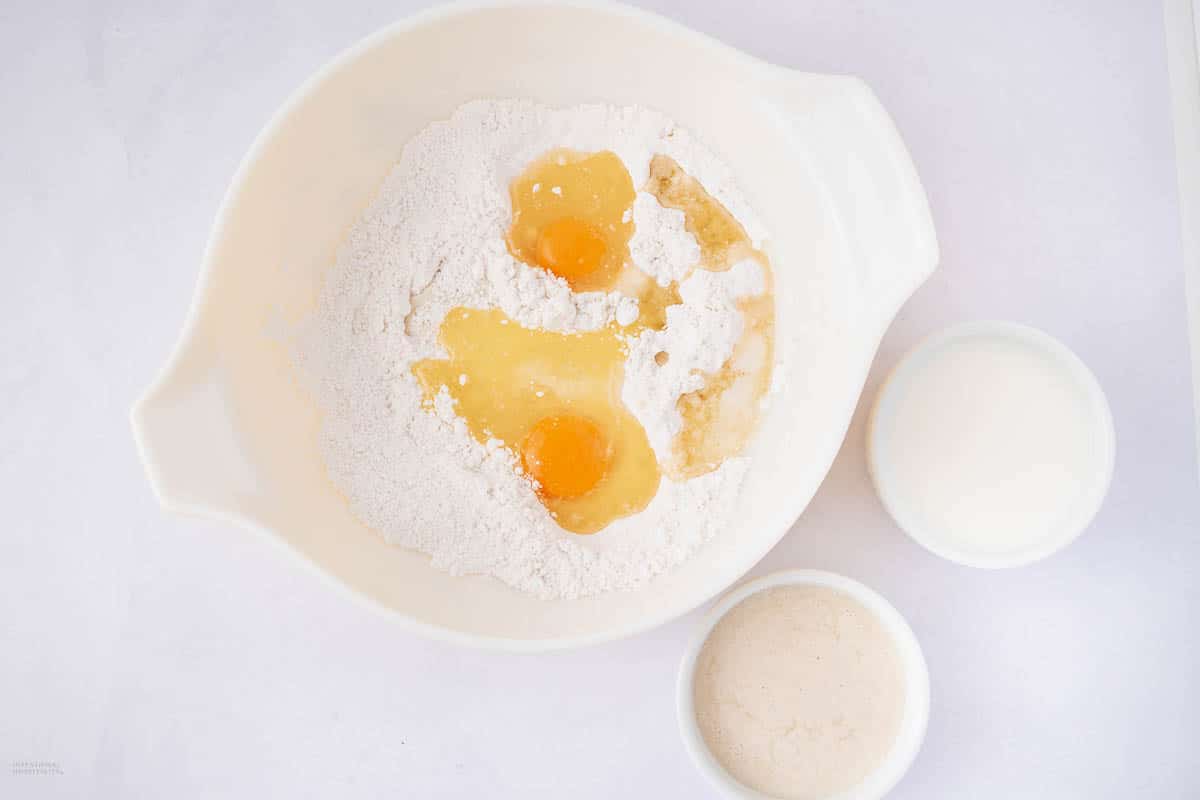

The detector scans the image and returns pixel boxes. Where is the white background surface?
[1167,0,1200,456]
[3,1,1198,797]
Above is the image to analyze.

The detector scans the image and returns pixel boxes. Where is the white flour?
[622,259,765,462]
[294,100,768,599]
[629,192,701,286]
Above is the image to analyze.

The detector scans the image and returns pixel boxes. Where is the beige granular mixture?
[693,585,905,799]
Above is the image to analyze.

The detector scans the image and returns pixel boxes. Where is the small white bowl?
[677,570,930,800]
[867,322,1115,569]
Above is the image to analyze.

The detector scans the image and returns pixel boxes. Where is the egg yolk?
[521,415,610,498]
[535,218,607,281]
[507,149,634,293]
[411,307,660,534]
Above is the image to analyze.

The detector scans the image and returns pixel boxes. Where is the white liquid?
[875,332,1108,557]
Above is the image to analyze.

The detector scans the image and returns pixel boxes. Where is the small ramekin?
[866,321,1116,569]
[676,570,930,800]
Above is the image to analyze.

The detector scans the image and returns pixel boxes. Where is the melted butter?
[646,154,758,271]
[643,155,776,480]
[617,270,682,332]
[412,308,660,534]
[673,292,774,478]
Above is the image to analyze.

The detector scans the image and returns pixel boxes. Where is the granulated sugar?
[293,100,768,599]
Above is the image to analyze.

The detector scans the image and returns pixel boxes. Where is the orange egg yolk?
[411,307,660,534]
[521,414,611,499]
[535,217,607,281]
[507,149,635,293]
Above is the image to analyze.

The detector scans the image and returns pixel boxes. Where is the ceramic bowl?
[867,321,1115,568]
[132,2,938,649]
[677,570,930,800]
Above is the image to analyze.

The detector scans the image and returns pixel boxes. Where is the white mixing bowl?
[132,1,938,650]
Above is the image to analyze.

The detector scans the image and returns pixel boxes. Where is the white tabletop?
[3,1,1198,797]
[1167,0,1200,457]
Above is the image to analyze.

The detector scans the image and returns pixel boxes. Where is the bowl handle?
[764,70,939,329]
[131,327,257,517]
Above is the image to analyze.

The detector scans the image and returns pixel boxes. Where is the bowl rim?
[676,569,931,800]
[866,320,1116,570]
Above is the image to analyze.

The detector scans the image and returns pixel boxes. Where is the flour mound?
[294,100,766,599]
